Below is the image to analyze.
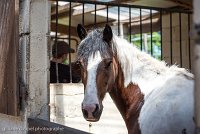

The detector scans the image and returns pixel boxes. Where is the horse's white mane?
[78,29,193,96]
[111,35,193,96]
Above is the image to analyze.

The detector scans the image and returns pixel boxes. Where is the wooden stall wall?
[0,0,19,116]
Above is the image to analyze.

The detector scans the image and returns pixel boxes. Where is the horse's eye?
[104,60,112,69]
[76,61,83,68]
[76,61,80,66]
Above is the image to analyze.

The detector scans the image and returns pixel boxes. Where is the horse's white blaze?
[82,51,102,106]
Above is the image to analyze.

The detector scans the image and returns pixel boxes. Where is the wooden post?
[0,0,15,95]
[0,0,19,115]
[194,0,200,133]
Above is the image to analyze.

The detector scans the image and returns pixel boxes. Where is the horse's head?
[76,24,116,122]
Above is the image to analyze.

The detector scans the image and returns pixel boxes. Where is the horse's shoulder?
[138,71,194,134]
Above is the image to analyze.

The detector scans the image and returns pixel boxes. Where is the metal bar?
[53,37,78,44]
[170,11,173,65]
[68,2,72,83]
[129,6,131,43]
[140,8,143,51]
[160,9,163,60]
[106,4,108,24]
[179,12,182,67]
[188,13,191,70]
[57,0,192,13]
[150,9,153,56]
[118,5,120,36]
[94,3,97,27]
[55,0,59,83]
[52,37,79,51]
[82,3,84,26]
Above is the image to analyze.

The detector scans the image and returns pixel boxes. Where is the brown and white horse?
[76,24,195,134]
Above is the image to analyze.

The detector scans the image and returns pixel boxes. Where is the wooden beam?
[0,0,19,116]
[51,3,81,15]
[0,0,15,97]
[73,4,106,16]
[71,0,135,16]
[168,0,192,9]
[51,23,77,37]
[51,3,81,20]
[85,20,115,29]
[51,4,107,20]
[51,0,134,20]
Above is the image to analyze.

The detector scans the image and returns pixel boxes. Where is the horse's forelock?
[77,30,113,64]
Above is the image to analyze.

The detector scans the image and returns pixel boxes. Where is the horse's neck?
[109,57,143,134]
[113,36,170,97]
[130,53,169,97]
[109,84,143,134]
[111,36,193,133]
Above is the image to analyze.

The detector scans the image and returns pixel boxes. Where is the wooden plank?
[0,82,8,114]
[51,0,134,20]
[0,0,15,96]
[0,0,19,116]
[51,23,77,36]
[51,3,81,20]
[168,0,192,9]
[28,118,90,134]
[6,26,19,116]
[72,4,106,17]
[51,3,81,15]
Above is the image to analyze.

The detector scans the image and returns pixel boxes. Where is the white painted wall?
[27,0,50,120]
[50,83,127,134]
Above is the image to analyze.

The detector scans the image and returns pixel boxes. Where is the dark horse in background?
[76,24,195,134]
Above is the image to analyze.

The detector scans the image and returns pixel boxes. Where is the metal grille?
[51,0,193,83]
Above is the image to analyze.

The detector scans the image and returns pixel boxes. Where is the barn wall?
[0,0,19,116]
[19,0,50,121]
[162,13,194,71]
[0,0,50,133]
[26,0,50,120]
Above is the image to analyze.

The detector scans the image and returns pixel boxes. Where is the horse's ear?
[77,24,87,40]
[103,24,113,43]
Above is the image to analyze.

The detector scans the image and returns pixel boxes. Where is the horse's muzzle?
[82,104,103,122]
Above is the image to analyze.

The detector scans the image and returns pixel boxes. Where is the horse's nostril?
[92,104,99,117]
[82,109,88,118]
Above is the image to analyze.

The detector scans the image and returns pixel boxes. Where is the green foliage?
[129,32,161,60]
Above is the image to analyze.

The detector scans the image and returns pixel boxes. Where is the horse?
[76,24,195,134]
